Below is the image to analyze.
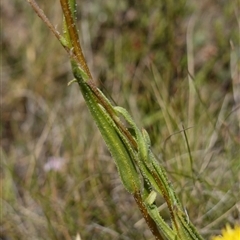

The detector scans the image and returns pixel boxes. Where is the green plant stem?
[26,1,204,239]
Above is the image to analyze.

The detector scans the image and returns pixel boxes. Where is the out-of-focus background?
[1,0,239,239]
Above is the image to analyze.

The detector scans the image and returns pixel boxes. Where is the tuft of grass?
[2,0,239,239]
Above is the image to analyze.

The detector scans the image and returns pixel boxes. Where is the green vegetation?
[1,0,239,239]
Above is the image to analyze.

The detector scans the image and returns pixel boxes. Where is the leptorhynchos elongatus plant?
[27,0,204,239]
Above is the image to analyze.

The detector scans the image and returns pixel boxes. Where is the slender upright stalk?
[26,1,204,239]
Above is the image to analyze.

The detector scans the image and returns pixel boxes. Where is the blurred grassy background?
[1,0,240,239]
